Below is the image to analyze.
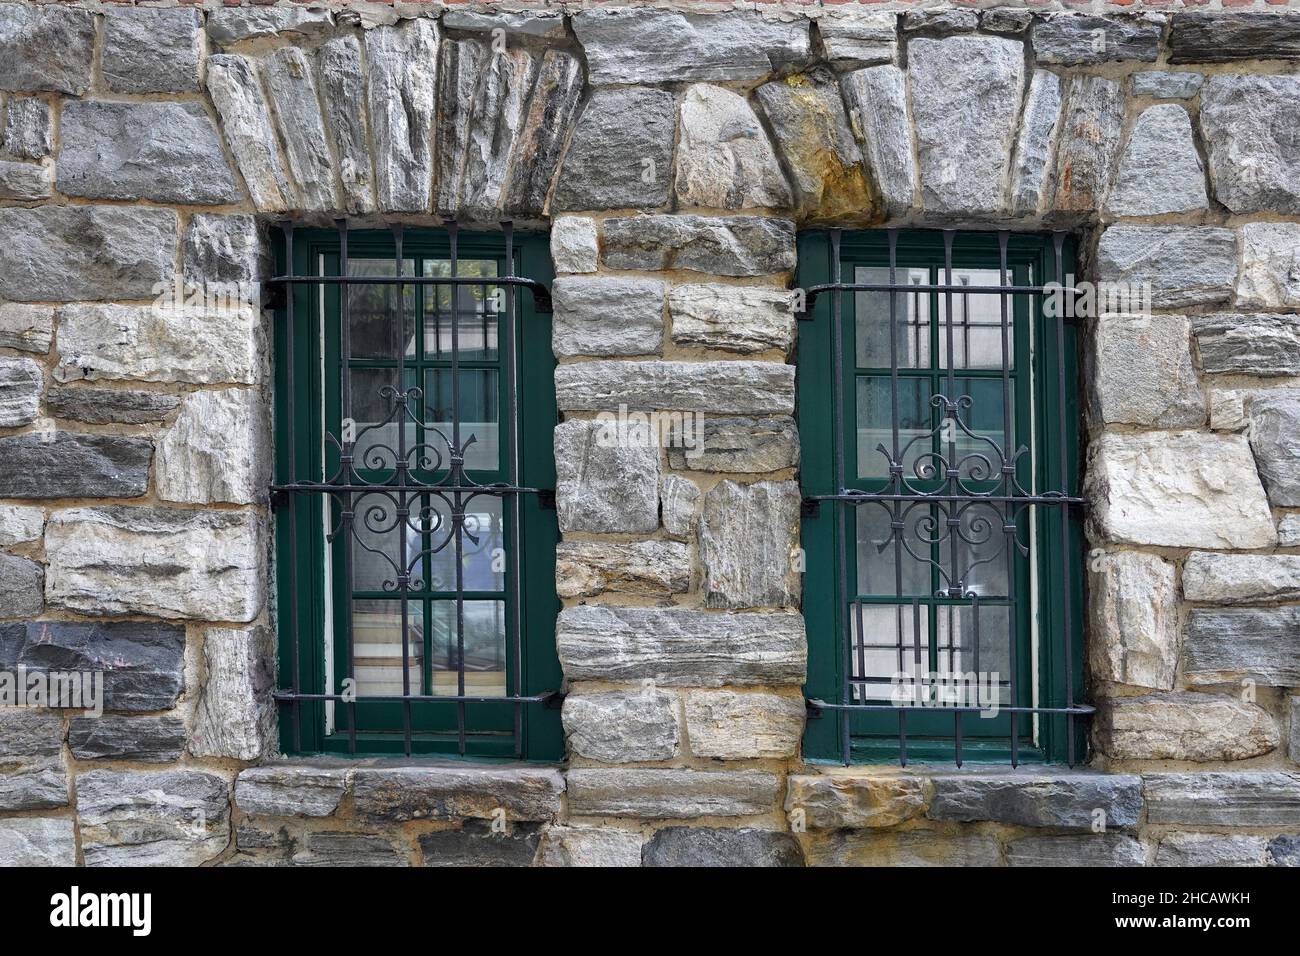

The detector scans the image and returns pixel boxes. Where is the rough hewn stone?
[157,389,270,505]
[505,50,584,218]
[553,87,674,212]
[1107,106,1208,217]
[317,36,375,215]
[555,540,690,599]
[557,606,806,687]
[102,8,201,94]
[236,765,351,819]
[1097,694,1279,762]
[1032,14,1163,66]
[802,828,1001,867]
[443,11,566,39]
[1237,223,1300,310]
[191,625,276,762]
[0,304,52,353]
[0,432,152,499]
[1095,225,1238,310]
[535,826,644,867]
[982,9,1033,35]
[0,206,176,302]
[68,716,186,763]
[910,36,1023,219]
[0,620,185,712]
[45,507,266,623]
[643,827,803,867]
[366,20,439,213]
[263,46,337,212]
[0,6,95,94]
[928,773,1142,829]
[0,357,42,427]
[0,553,43,617]
[667,416,798,473]
[700,480,800,609]
[676,84,790,211]
[1281,515,1300,548]
[459,48,538,221]
[667,285,793,355]
[1247,391,1300,506]
[1049,75,1124,216]
[1089,551,1178,691]
[0,710,66,813]
[78,769,230,866]
[785,774,931,829]
[2,97,51,159]
[0,505,43,546]
[1194,314,1300,377]
[1131,71,1204,100]
[553,419,660,534]
[47,386,179,426]
[818,13,897,67]
[208,8,334,45]
[420,821,542,867]
[1007,833,1145,867]
[567,768,779,819]
[0,817,76,867]
[207,55,291,212]
[840,65,915,220]
[352,765,564,823]
[1007,71,1061,217]
[1091,314,1203,427]
[293,832,404,867]
[661,474,701,539]
[1170,12,1300,64]
[1184,553,1300,605]
[563,690,680,763]
[435,39,491,215]
[602,215,796,277]
[683,690,804,760]
[556,360,795,415]
[550,218,598,275]
[1145,772,1300,826]
[1086,432,1276,549]
[1271,835,1300,867]
[183,214,266,289]
[1156,832,1268,867]
[1185,607,1300,687]
[0,159,51,200]
[574,9,809,85]
[552,277,665,358]
[902,9,978,35]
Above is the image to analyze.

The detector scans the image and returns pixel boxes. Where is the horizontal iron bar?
[806,698,1096,716]
[271,482,548,496]
[797,281,1084,319]
[809,493,1086,506]
[267,274,553,313]
[273,690,558,706]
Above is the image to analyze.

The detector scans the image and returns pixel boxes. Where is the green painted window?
[798,230,1086,765]
[272,227,562,760]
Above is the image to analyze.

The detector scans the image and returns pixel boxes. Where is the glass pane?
[423,259,500,360]
[935,603,1012,706]
[429,600,507,697]
[424,368,500,472]
[849,603,930,703]
[855,266,930,368]
[345,258,416,359]
[351,496,425,592]
[422,495,505,593]
[856,376,929,479]
[855,503,931,597]
[953,377,1012,479]
[352,599,423,698]
[350,368,417,473]
[936,268,1011,370]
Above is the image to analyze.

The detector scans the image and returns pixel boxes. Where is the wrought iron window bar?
[269,219,558,758]
[800,228,1094,768]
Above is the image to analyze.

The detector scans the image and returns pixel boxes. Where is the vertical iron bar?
[338,219,357,755]
[393,223,412,756]
[503,221,524,758]
[942,231,959,601]
[854,599,865,707]
[997,230,1019,768]
[282,221,302,754]
[1053,231,1076,766]
[449,222,467,755]
[829,230,851,765]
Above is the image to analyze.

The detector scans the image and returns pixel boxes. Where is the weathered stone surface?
[700,480,800,609]
[563,690,680,763]
[683,690,804,760]
[982,9,1034,35]
[0,357,42,427]
[553,88,674,212]
[1156,832,1267,867]
[353,765,564,823]
[1108,106,1208,217]
[317,36,376,214]
[1007,833,1146,867]
[550,218,598,275]
[366,20,439,213]
[1132,72,1204,100]
[293,832,405,868]
[0,159,51,200]
[1145,772,1300,826]
[556,360,796,416]
[0,710,66,811]
[461,49,539,221]
[668,284,793,355]
[0,433,152,499]
[928,773,1142,829]
[1,96,52,159]
[553,419,660,534]
[191,624,275,761]
[1292,698,1300,765]
[0,6,95,94]
[818,13,897,67]
[78,769,230,866]
[46,507,266,623]
[1086,432,1276,550]
[840,65,915,220]
[1089,551,1178,691]
[1095,225,1238,310]
[1273,835,1300,866]
[0,553,43,617]
[1049,75,1124,216]
[902,9,978,35]
[68,716,186,763]
[47,386,179,426]
[56,303,261,386]
[1091,314,1203,427]
[756,70,874,224]
[1237,223,1300,310]
[667,416,798,474]
[236,765,351,819]
[59,100,238,205]
[785,774,930,829]
[420,821,542,867]
[0,817,75,867]
[676,84,790,211]
[602,215,796,277]
[425,38,479,208]
[1184,553,1300,605]
[535,826,644,867]
[567,768,779,819]
[574,9,809,85]
[183,214,266,289]
[1032,14,1162,65]
[555,540,690,599]
[157,389,270,505]
[1185,607,1300,687]
[1247,391,1300,506]
[661,474,701,539]
[910,36,1023,219]
[443,11,566,39]
[552,277,665,358]
[208,8,334,45]
[207,55,292,211]
[0,505,43,546]
[1096,694,1279,762]
[505,50,584,218]
[102,8,201,94]
[0,304,52,353]
[0,206,176,302]
[0,620,185,712]
[803,828,1001,867]
[1170,12,1300,64]
[1194,313,1300,377]
[1282,515,1300,548]
[557,606,806,687]
[263,46,337,212]
[643,827,803,867]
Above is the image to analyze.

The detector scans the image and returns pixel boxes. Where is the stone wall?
[0,2,1298,866]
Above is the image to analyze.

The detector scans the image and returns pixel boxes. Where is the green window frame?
[798,229,1087,765]
[272,226,562,760]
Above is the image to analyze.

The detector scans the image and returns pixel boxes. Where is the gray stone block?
[420,821,542,867]
[1006,833,1145,867]
[555,360,796,416]
[78,769,230,866]
[567,768,780,819]
[68,715,186,763]
[0,432,152,499]
[102,8,201,94]
[235,764,351,819]
[562,690,680,763]
[927,772,1142,829]
[1032,14,1163,65]
[1194,313,1300,378]
[352,765,564,823]
[1185,607,1300,687]
[643,827,804,867]
[554,87,675,212]
[1170,12,1300,63]
[1144,772,1300,826]
[0,6,95,94]
[601,215,796,277]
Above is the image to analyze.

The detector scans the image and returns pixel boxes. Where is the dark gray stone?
[292,832,404,867]
[68,716,186,762]
[1185,607,1300,687]
[459,48,538,221]
[1131,71,1204,99]
[236,764,350,818]
[602,216,796,277]
[0,620,185,712]
[642,827,804,867]
[365,19,438,213]
[927,773,1143,829]
[0,432,152,499]
[0,554,42,617]
[0,6,95,94]
[1144,772,1300,826]
[902,9,977,34]
[262,46,337,212]
[1247,388,1300,507]
[433,38,486,217]
[1050,74,1124,216]
[1194,314,1300,377]
[0,205,176,302]
[1006,833,1145,867]
[505,50,584,218]
[420,821,543,867]
[554,88,675,212]
[667,417,799,473]
[78,769,230,866]
[1269,835,1300,866]
[1032,14,1163,65]
[1170,12,1300,64]
[1095,225,1238,310]
[2,97,53,160]
[207,8,334,45]
[352,765,565,823]
[0,356,41,427]
[317,36,376,215]
[102,8,202,94]
[981,9,1034,35]
[47,386,180,425]
[0,711,66,811]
